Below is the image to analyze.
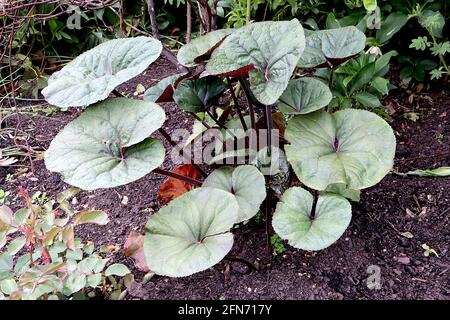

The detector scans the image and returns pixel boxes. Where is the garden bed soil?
[1,58,449,300]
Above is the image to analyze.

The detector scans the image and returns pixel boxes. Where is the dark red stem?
[311,190,319,220]
[227,78,248,131]
[158,128,207,177]
[153,168,202,187]
[239,79,256,131]
[265,187,273,255]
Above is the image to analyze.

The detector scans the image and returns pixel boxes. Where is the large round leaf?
[279,77,332,114]
[173,77,226,112]
[273,187,351,251]
[45,98,166,190]
[285,109,395,191]
[177,29,234,67]
[203,166,266,223]
[297,27,366,68]
[206,19,305,105]
[144,188,238,277]
[42,37,162,108]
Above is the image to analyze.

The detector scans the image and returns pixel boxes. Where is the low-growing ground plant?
[398,55,437,82]
[41,19,396,278]
[324,49,398,111]
[0,188,132,300]
[408,5,449,80]
[0,189,10,206]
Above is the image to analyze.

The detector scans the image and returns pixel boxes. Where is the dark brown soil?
[1,58,449,300]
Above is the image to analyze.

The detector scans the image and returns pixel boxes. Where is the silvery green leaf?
[0,272,13,282]
[45,98,166,190]
[279,77,332,114]
[0,279,18,295]
[42,37,162,108]
[252,147,290,196]
[86,274,102,288]
[203,165,266,223]
[0,206,13,250]
[321,183,361,202]
[104,263,131,277]
[210,115,254,165]
[0,206,13,229]
[0,254,13,272]
[7,236,26,255]
[14,254,30,274]
[207,20,305,105]
[93,258,109,273]
[273,187,351,250]
[63,274,87,295]
[399,167,450,177]
[298,26,366,68]
[13,208,29,227]
[23,280,60,300]
[77,256,101,274]
[285,109,395,190]
[144,188,239,277]
[73,210,109,226]
[178,29,234,67]
[209,149,257,165]
[65,249,83,262]
[143,74,183,102]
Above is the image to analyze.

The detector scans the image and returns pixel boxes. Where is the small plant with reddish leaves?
[0,188,131,300]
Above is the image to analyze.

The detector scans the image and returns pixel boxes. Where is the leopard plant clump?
[41,20,395,277]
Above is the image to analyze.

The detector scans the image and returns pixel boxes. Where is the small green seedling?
[254,211,263,224]
[435,132,444,144]
[403,112,420,122]
[422,243,439,257]
[31,191,49,205]
[270,234,286,255]
[0,189,9,205]
[5,174,14,184]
